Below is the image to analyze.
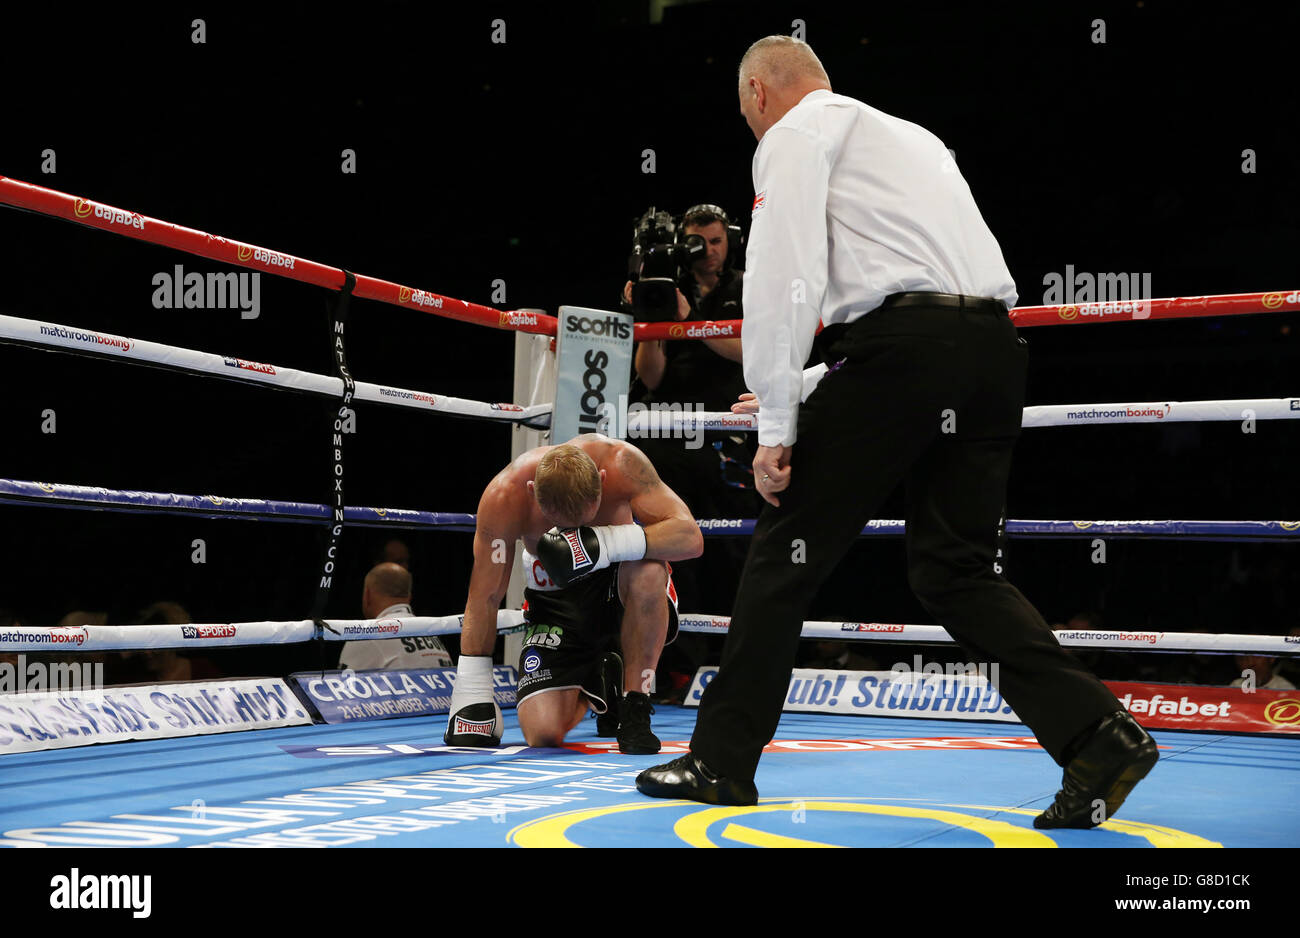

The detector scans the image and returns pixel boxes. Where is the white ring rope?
[0,313,550,426]
[4,313,1296,431]
[2,610,1292,656]
[0,610,526,653]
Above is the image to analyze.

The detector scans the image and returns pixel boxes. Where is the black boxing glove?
[536,524,647,589]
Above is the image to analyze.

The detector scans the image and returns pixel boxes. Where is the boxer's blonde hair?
[534,444,602,525]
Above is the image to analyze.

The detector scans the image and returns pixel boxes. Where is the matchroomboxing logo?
[1058,629,1161,644]
[341,622,401,636]
[39,324,133,353]
[1065,404,1172,421]
[377,387,438,407]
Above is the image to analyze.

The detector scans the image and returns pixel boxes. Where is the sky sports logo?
[222,356,275,375]
[180,625,237,639]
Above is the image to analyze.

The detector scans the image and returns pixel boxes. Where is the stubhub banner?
[0,679,310,754]
[685,667,1021,723]
[289,666,518,724]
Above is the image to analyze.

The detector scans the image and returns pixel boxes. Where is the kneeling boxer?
[445,435,703,753]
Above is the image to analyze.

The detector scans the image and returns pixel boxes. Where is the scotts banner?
[288,666,518,724]
[553,305,633,444]
[687,669,1300,734]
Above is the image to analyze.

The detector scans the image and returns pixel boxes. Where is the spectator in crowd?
[377,538,411,570]
[1230,653,1297,691]
[113,601,221,683]
[338,562,452,671]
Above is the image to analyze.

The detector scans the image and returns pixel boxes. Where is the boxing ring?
[1,176,1298,851]
[3,707,1296,848]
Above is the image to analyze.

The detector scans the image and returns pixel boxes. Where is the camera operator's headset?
[681,203,744,271]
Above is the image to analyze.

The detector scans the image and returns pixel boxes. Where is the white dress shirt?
[742,89,1019,446]
[337,603,452,671]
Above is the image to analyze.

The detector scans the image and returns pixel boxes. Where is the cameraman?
[622,205,758,698]
[624,204,746,411]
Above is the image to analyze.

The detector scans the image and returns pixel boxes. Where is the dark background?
[1,0,1296,682]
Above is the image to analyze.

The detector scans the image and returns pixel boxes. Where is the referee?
[637,36,1158,829]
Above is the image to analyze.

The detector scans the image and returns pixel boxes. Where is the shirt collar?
[800,89,833,102]
[375,603,413,618]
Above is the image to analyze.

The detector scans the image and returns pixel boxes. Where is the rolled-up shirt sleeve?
[742,127,830,447]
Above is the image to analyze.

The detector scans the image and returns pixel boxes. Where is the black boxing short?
[516,554,679,710]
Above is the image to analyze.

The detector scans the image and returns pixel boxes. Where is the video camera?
[625,207,707,322]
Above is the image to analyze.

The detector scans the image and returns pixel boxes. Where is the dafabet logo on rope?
[507,798,1221,849]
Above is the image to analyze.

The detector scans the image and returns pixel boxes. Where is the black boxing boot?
[616,691,660,754]
[592,652,623,738]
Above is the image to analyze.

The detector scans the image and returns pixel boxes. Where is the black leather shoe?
[592,652,622,738]
[1034,710,1158,829]
[636,753,759,806]
[617,691,660,754]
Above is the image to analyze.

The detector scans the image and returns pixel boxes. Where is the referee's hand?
[753,444,792,507]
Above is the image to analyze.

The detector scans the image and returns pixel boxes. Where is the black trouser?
[690,301,1121,781]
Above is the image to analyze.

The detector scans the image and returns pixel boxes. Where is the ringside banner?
[553,305,633,443]
[685,668,1300,735]
[0,678,310,754]
[685,667,1021,722]
[1107,681,1300,734]
[288,666,518,724]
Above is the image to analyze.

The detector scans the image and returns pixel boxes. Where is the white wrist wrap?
[594,524,648,564]
[451,655,494,703]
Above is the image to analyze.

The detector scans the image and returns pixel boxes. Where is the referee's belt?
[877,291,1008,316]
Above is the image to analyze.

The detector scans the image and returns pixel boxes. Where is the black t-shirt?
[646,267,745,413]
